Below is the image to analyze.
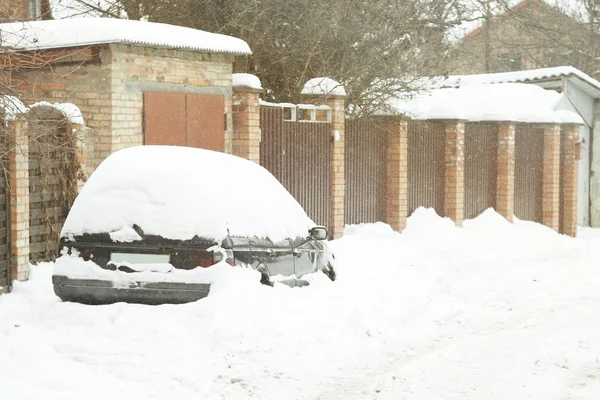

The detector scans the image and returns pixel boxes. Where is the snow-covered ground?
[1,208,600,400]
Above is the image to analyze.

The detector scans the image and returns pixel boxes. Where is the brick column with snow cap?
[232,74,263,164]
[7,119,30,283]
[496,123,516,222]
[302,77,346,239]
[542,124,561,232]
[560,124,579,237]
[444,120,465,226]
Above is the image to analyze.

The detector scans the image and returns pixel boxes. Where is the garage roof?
[0,18,252,55]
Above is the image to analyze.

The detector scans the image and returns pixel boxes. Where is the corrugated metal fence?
[514,124,544,223]
[345,119,387,224]
[464,123,498,219]
[260,105,331,227]
[407,120,445,217]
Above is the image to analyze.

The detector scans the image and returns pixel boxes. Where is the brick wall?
[560,125,579,236]
[542,124,561,231]
[232,87,262,163]
[0,0,29,21]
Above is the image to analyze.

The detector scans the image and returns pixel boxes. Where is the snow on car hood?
[61,146,315,242]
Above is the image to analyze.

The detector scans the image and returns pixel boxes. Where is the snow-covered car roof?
[0,18,252,55]
[61,146,314,243]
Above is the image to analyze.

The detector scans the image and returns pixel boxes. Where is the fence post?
[560,124,579,237]
[302,80,346,239]
[542,124,561,232]
[496,123,516,222]
[7,119,30,282]
[386,118,409,231]
[232,78,263,164]
[444,120,465,225]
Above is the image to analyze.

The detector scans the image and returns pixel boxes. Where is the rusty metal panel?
[283,121,331,228]
[259,106,331,228]
[186,93,225,151]
[514,124,544,223]
[143,92,186,146]
[407,120,445,217]
[345,118,387,224]
[464,123,498,220]
[260,107,284,182]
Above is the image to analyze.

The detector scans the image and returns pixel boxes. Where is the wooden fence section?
[260,105,331,227]
[464,123,499,220]
[27,109,79,263]
[345,119,387,224]
[514,124,544,223]
[407,120,445,217]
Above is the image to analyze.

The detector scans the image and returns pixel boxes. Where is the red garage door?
[143,92,224,151]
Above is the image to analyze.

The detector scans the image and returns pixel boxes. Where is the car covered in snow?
[53,146,336,305]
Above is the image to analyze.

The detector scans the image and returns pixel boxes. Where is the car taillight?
[188,250,215,269]
[213,249,235,266]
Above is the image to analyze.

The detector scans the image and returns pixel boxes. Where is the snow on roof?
[0,18,252,55]
[380,83,583,124]
[61,146,315,242]
[301,77,347,97]
[0,96,28,121]
[232,73,262,90]
[30,101,85,125]
[443,67,600,92]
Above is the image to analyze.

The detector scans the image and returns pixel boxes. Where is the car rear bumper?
[52,275,211,305]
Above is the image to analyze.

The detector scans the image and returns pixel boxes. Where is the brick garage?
[5,18,251,172]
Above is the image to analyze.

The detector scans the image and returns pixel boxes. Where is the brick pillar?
[326,96,346,239]
[386,118,409,231]
[7,119,30,282]
[560,124,579,237]
[232,86,263,163]
[444,121,465,225]
[542,124,561,231]
[496,123,516,222]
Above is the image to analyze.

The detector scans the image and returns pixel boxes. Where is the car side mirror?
[309,226,328,241]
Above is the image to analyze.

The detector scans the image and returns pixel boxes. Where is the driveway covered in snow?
[1,209,600,400]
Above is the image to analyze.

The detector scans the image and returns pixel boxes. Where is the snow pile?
[61,146,314,242]
[232,73,262,90]
[381,82,583,124]
[0,18,251,55]
[0,96,28,121]
[301,77,347,97]
[2,208,600,399]
[29,101,85,125]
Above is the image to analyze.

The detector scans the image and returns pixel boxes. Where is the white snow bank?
[29,101,85,125]
[3,207,600,399]
[380,83,583,124]
[301,77,347,97]
[61,146,314,242]
[0,96,28,121]
[0,18,251,55]
[232,73,262,90]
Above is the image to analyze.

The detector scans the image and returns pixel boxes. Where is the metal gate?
[260,105,331,227]
[408,120,445,216]
[464,123,498,220]
[143,92,225,151]
[345,119,387,224]
[514,124,544,222]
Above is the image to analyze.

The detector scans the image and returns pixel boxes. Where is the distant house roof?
[443,67,600,98]
[0,18,252,55]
